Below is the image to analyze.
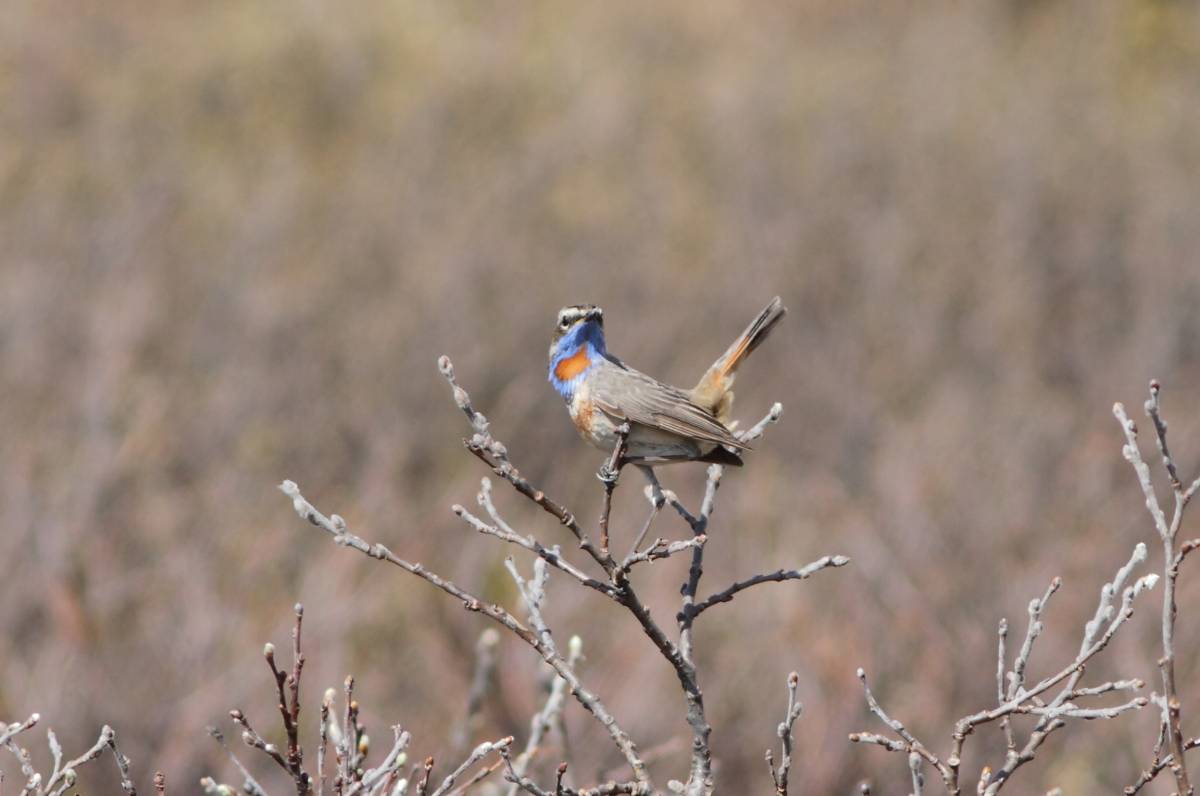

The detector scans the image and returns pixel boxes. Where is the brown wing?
[589,360,750,450]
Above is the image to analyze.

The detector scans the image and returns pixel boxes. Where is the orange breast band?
[554,346,592,381]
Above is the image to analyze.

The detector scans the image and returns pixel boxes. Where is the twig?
[430,737,513,796]
[232,603,312,795]
[618,536,707,576]
[352,725,411,796]
[0,715,39,751]
[438,356,614,573]
[415,757,434,796]
[909,752,925,796]
[687,556,851,619]
[107,730,137,796]
[279,480,648,788]
[505,636,584,796]
[230,708,290,773]
[0,720,137,796]
[852,669,952,784]
[318,690,332,796]
[453,628,500,756]
[1127,737,1200,794]
[1116,381,1198,795]
[766,672,803,795]
[500,748,641,796]
[851,543,1157,794]
[674,462,722,795]
[454,493,615,597]
[262,604,309,795]
[207,727,269,796]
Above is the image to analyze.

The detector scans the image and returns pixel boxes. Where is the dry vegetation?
[4,0,1200,793]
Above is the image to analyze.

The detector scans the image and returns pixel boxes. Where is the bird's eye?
[559,317,570,330]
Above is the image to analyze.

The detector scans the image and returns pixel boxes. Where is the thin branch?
[1127,737,1200,794]
[505,636,584,796]
[317,689,331,796]
[618,536,707,575]
[0,716,39,750]
[909,752,925,796]
[500,748,641,796]
[453,628,501,756]
[687,555,851,619]
[454,495,615,597]
[438,356,614,573]
[262,604,309,795]
[675,464,722,794]
[44,726,118,796]
[430,736,513,796]
[1114,401,1170,539]
[852,543,1157,794]
[851,669,952,785]
[207,727,269,796]
[278,480,649,789]
[415,757,434,796]
[353,725,411,796]
[767,672,803,795]
[1117,382,1196,796]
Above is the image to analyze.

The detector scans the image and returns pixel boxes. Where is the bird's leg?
[627,465,665,557]
[596,424,630,485]
[636,465,667,506]
[597,423,630,554]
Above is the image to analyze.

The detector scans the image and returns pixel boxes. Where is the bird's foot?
[597,462,622,485]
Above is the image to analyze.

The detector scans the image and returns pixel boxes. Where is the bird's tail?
[691,296,787,423]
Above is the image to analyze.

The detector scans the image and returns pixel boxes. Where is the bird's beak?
[585,308,603,322]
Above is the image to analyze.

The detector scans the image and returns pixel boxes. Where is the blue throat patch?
[549,321,607,399]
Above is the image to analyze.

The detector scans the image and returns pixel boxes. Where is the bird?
[547,297,787,471]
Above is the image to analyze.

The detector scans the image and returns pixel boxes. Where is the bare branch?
[618,535,707,575]
[278,479,648,788]
[353,725,411,796]
[453,628,500,756]
[1127,737,1200,794]
[0,721,137,796]
[506,636,584,796]
[851,669,952,786]
[429,736,513,796]
[454,495,615,597]
[853,543,1156,794]
[767,672,803,795]
[207,727,269,796]
[688,555,851,619]
[1116,382,1198,795]
[438,356,613,572]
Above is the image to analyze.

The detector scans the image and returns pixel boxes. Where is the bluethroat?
[548,297,786,468]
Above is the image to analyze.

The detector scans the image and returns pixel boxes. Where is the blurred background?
[4,0,1200,792]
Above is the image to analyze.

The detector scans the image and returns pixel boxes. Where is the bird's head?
[548,304,607,398]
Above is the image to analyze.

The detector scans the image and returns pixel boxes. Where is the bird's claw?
[597,462,621,485]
